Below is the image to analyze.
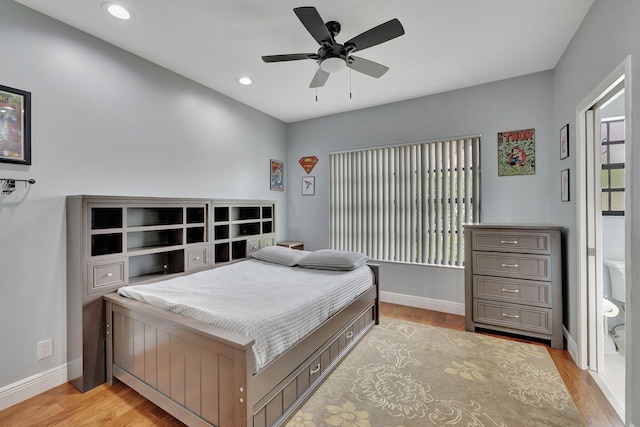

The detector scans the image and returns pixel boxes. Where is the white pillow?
[251,245,310,266]
[298,249,368,271]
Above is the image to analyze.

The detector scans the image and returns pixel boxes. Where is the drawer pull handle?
[502,313,520,319]
[501,263,519,268]
[345,331,354,339]
[194,256,200,261]
[310,364,321,374]
[500,240,519,244]
[501,288,519,293]
[106,273,113,277]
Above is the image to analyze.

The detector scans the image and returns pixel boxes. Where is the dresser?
[464,224,564,349]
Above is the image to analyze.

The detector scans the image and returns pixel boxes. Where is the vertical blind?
[330,136,481,266]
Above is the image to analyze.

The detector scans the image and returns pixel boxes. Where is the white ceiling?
[15,0,594,123]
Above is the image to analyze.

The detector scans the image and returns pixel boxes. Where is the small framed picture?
[560,124,569,160]
[302,176,315,196]
[561,169,570,202]
[0,84,31,165]
[270,159,284,191]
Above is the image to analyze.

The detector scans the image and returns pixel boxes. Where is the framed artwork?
[270,159,284,191]
[561,169,570,202]
[302,176,315,196]
[497,128,535,176]
[299,155,319,174]
[0,84,31,165]
[560,124,569,160]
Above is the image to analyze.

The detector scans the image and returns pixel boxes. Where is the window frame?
[600,117,625,216]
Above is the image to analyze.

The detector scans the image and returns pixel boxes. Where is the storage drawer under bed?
[252,303,376,427]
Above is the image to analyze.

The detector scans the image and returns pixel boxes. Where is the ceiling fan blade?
[262,53,316,63]
[294,7,333,45]
[348,56,389,78]
[309,68,330,88]
[345,18,405,52]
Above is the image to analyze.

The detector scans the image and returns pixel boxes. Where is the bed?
[103,247,380,427]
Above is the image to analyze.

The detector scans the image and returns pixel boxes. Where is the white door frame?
[575,56,631,420]
[575,57,631,369]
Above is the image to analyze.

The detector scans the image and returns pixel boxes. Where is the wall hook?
[1,178,36,195]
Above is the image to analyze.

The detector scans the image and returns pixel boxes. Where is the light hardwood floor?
[0,302,623,426]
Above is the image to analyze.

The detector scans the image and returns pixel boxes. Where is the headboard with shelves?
[211,199,276,264]
[66,195,276,392]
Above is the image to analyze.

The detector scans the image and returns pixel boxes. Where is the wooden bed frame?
[103,264,379,427]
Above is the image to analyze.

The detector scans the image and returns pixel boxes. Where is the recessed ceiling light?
[238,77,252,86]
[102,3,133,20]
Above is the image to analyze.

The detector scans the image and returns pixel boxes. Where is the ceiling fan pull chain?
[350,66,352,99]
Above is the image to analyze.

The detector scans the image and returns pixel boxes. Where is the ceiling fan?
[262,7,405,88]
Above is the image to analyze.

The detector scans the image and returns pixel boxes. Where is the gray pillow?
[251,245,310,266]
[298,249,368,271]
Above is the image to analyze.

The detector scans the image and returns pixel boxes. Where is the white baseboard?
[0,364,67,411]
[563,325,581,366]
[380,291,465,316]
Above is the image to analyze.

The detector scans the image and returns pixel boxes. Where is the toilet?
[602,298,620,354]
[604,260,626,305]
[604,260,626,339]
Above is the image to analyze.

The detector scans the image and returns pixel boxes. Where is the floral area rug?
[285,317,585,427]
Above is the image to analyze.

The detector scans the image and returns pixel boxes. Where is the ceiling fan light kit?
[320,56,346,73]
[262,6,404,88]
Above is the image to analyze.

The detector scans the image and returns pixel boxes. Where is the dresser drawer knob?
[310,363,321,374]
[345,331,354,339]
[106,272,113,277]
[500,240,518,244]
[502,313,520,319]
[501,263,519,268]
[194,256,200,261]
[501,288,519,293]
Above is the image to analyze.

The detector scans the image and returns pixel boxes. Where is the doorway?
[576,58,630,421]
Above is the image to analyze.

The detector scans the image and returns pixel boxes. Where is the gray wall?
[552,1,638,424]
[0,1,287,390]
[287,70,554,308]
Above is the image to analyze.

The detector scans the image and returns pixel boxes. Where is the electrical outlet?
[37,338,53,360]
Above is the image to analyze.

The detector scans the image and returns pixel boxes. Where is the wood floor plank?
[0,302,623,426]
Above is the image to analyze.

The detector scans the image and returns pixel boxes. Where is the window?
[601,118,625,216]
[330,136,481,266]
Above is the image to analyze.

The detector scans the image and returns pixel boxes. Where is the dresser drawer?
[247,239,260,254]
[261,236,275,247]
[474,300,551,334]
[186,246,208,271]
[471,230,551,254]
[472,251,551,281]
[88,261,125,293]
[473,276,550,307]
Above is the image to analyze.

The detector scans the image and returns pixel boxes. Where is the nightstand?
[277,241,305,250]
